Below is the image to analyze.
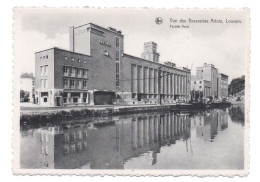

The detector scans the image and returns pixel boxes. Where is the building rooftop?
[124,53,190,73]
[71,22,123,36]
[35,47,92,57]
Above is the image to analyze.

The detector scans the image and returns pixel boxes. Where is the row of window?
[40,55,48,60]
[64,56,87,64]
[40,65,48,76]
[116,37,120,88]
[63,142,88,155]
[63,66,88,78]
[63,131,87,142]
[194,81,202,84]
[64,78,87,89]
[40,133,49,143]
[40,145,49,156]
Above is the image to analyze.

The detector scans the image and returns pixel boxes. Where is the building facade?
[35,23,191,106]
[218,73,228,98]
[191,76,211,100]
[192,63,228,100]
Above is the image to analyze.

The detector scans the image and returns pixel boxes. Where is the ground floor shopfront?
[35,89,190,107]
[35,89,118,107]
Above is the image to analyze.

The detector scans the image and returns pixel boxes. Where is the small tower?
[141,41,160,62]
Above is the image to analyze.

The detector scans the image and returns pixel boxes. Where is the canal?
[20,105,245,170]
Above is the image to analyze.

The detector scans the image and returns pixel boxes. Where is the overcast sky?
[14,8,250,82]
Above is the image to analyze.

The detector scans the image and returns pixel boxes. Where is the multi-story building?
[196,63,219,98]
[218,73,228,99]
[193,63,228,99]
[35,23,191,106]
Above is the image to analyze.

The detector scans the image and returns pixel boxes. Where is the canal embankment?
[20,102,233,124]
[20,103,194,124]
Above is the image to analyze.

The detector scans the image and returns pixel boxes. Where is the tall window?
[83,80,87,89]
[70,80,75,88]
[77,80,82,89]
[77,69,81,77]
[64,79,69,88]
[83,70,88,78]
[71,68,76,77]
[116,37,119,48]
[45,79,48,88]
[45,65,48,76]
[40,66,44,76]
[116,50,119,61]
[116,62,119,73]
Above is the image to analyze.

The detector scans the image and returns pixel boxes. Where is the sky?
[14,8,250,82]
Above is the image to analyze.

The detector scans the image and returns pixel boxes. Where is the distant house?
[20,73,35,102]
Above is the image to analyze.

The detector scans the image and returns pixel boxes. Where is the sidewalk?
[20,103,187,114]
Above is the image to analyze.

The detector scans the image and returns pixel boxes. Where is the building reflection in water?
[191,108,229,142]
[20,109,230,169]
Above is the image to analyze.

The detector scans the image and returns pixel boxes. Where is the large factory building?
[34,23,191,106]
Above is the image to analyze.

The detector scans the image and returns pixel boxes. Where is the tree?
[228,75,245,96]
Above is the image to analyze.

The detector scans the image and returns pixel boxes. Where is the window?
[44,98,48,102]
[40,79,44,88]
[199,86,202,88]
[64,79,69,87]
[116,74,119,87]
[63,145,70,154]
[116,37,119,48]
[194,81,196,84]
[84,60,87,64]
[116,62,119,73]
[71,68,76,77]
[83,70,88,78]
[78,59,81,63]
[116,50,119,61]
[73,98,78,103]
[71,144,76,153]
[46,55,48,59]
[70,80,75,87]
[77,80,82,89]
[63,66,68,75]
[83,80,87,89]
[43,56,45,59]
[45,79,48,88]
[45,66,48,76]
[77,69,81,77]
[71,57,75,61]
[199,81,202,84]
[41,66,44,76]
[64,56,68,60]
[40,57,42,60]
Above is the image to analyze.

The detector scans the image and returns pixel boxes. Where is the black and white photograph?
[13,8,250,176]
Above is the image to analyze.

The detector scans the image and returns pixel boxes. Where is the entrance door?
[56,97,61,106]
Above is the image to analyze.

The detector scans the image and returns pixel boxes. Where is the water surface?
[20,105,244,170]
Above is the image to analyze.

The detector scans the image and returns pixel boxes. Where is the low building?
[20,76,35,102]
[191,76,211,100]
[35,23,191,106]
